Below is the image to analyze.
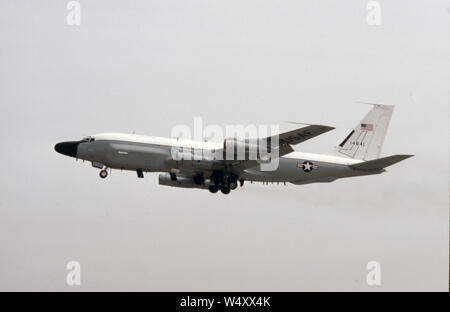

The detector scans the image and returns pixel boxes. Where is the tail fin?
[329,104,394,161]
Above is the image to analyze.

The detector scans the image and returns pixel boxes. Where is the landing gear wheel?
[99,169,108,179]
[220,187,231,195]
[227,176,238,190]
[208,185,219,193]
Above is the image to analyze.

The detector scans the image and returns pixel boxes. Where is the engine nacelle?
[158,173,209,189]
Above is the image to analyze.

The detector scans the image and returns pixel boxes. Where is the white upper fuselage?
[90,132,363,166]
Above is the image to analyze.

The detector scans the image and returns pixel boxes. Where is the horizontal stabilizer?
[350,154,413,170]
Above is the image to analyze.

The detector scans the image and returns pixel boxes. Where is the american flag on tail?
[361,123,374,131]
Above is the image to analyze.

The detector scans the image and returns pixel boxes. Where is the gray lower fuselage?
[75,139,381,185]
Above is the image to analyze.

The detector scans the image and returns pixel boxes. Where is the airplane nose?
[54,141,81,158]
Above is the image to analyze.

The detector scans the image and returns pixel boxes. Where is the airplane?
[55,104,413,194]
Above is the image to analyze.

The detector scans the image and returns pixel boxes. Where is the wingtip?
[356,101,394,108]
[283,121,335,130]
[318,125,336,131]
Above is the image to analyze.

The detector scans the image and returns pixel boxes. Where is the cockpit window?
[81,136,95,142]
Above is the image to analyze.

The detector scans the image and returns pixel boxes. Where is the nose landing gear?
[99,169,108,179]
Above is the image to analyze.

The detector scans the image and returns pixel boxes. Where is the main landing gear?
[220,186,231,194]
[208,172,241,195]
[227,176,238,190]
[208,184,231,194]
[208,185,219,193]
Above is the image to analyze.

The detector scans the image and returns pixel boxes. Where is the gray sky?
[0,0,448,291]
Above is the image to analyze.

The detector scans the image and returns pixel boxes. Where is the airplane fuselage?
[56,133,382,189]
[55,105,411,194]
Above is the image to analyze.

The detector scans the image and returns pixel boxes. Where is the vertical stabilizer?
[329,104,394,161]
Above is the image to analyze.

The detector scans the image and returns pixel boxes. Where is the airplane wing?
[223,124,335,172]
[271,124,335,148]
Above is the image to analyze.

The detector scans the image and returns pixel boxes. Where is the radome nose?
[54,141,81,158]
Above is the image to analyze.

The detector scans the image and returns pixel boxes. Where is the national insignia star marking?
[303,161,313,172]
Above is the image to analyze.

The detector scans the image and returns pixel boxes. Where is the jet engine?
[158,173,209,189]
